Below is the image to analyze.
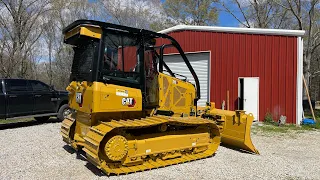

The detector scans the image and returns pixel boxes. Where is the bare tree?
[218,0,292,28]
[0,0,51,78]
[273,0,320,93]
[44,0,97,89]
[163,0,219,26]
[42,18,55,85]
[97,0,164,30]
[220,0,320,99]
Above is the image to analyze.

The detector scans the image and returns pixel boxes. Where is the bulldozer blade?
[202,107,259,154]
[220,113,259,154]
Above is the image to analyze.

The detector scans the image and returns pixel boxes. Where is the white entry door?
[239,77,259,121]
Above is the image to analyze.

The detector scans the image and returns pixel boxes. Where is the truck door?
[0,81,5,119]
[6,79,34,117]
[30,80,56,114]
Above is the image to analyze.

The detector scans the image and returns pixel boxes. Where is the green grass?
[253,121,320,135]
[302,109,320,129]
[0,118,35,124]
[255,109,320,134]
[302,121,320,129]
[304,109,320,120]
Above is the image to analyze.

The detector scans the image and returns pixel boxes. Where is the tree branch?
[220,1,250,28]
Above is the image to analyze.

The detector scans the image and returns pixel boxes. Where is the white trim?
[238,77,260,121]
[158,25,305,37]
[164,50,211,56]
[208,51,211,103]
[164,51,211,104]
[296,37,303,125]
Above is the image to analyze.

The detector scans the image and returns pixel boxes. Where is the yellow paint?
[61,21,259,176]
[80,26,102,39]
[104,135,128,161]
[126,130,210,158]
[61,115,220,175]
[200,102,260,154]
[64,27,80,40]
[67,81,142,114]
[64,26,102,40]
[62,77,259,175]
[157,73,196,116]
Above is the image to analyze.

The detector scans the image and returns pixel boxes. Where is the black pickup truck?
[0,79,70,122]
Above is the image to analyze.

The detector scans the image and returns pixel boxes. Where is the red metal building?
[157,25,304,124]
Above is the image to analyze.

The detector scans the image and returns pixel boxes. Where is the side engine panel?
[67,81,142,114]
[157,73,196,116]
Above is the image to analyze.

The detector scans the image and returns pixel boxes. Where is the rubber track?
[80,116,220,175]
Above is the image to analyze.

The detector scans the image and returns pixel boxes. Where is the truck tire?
[34,116,50,122]
[57,104,71,121]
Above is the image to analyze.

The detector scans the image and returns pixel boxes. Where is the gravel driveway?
[0,121,319,180]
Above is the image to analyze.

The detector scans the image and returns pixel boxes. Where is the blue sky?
[88,0,240,27]
[219,11,239,27]
[157,0,240,27]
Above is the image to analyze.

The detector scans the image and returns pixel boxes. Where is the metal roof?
[158,25,305,37]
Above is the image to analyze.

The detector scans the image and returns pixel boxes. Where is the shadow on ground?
[220,143,259,155]
[63,145,106,176]
[0,118,61,130]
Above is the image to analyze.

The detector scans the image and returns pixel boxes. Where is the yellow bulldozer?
[61,20,259,175]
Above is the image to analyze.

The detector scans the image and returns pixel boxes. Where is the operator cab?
[63,20,201,106]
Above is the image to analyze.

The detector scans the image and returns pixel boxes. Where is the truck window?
[30,81,50,91]
[7,79,28,92]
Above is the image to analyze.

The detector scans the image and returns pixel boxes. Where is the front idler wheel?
[104,135,129,161]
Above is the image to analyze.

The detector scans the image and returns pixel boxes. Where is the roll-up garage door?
[163,52,210,106]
